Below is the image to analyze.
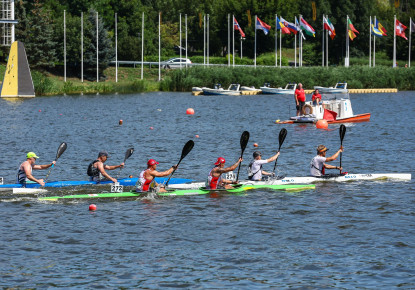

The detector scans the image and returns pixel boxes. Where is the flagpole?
[393,15,396,67]
[275,14,278,67]
[64,10,66,82]
[410,17,412,67]
[228,14,230,67]
[326,15,328,67]
[373,16,376,67]
[207,14,209,65]
[300,15,302,67]
[232,14,235,67]
[203,14,206,66]
[179,13,182,69]
[294,16,297,67]
[96,12,99,82]
[158,12,161,81]
[280,29,282,68]
[115,13,117,82]
[81,12,83,82]
[322,15,324,67]
[254,15,257,68]
[346,15,349,67]
[369,16,371,67]
[185,14,188,68]
[141,12,144,79]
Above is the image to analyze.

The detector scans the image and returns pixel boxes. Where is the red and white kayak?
[168,173,412,189]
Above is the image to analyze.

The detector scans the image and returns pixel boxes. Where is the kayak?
[38,184,316,201]
[168,173,412,189]
[13,188,48,194]
[0,177,193,189]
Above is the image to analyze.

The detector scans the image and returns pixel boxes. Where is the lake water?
[0,92,414,288]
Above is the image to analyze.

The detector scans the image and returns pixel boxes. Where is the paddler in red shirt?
[312,89,322,106]
[294,83,306,116]
[138,159,177,193]
[206,157,242,189]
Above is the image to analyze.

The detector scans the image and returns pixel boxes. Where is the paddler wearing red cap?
[206,157,243,190]
[87,151,124,183]
[17,152,56,187]
[310,145,344,177]
[138,159,178,193]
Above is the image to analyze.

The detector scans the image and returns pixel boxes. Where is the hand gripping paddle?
[43,142,67,185]
[165,140,195,186]
[273,128,287,173]
[236,131,250,181]
[116,147,134,178]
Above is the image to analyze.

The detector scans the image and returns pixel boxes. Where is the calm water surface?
[0,92,414,288]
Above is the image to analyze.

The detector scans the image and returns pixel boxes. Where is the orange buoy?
[150,127,154,130]
[119,119,123,125]
[253,143,258,147]
[89,204,97,211]
[195,135,199,138]
[316,119,328,129]
[186,108,195,115]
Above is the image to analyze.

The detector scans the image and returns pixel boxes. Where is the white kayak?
[168,173,412,189]
[12,188,48,194]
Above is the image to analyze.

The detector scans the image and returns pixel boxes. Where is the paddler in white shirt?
[248,151,280,181]
[17,152,56,187]
[310,145,344,176]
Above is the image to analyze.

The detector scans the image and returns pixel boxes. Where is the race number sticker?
[111,182,123,193]
[0,177,3,185]
[225,171,236,181]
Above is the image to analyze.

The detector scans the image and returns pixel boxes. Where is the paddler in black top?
[17,152,56,187]
[87,151,124,183]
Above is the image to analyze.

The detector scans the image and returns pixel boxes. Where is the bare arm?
[104,162,125,170]
[323,164,343,171]
[216,158,242,174]
[265,152,280,163]
[33,161,55,170]
[149,166,176,178]
[24,163,45,186]
[98,162,117,183]
[325,147,344,162]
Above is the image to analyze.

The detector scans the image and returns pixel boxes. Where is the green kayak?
[38,184,316,201]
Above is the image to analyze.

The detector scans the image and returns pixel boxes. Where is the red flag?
[233,17,245,38]
[396,19,408,40]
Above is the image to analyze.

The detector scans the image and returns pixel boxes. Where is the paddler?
[206,157,243,189]
[17,152,56,187]
[248,151,280,181]
[310,145,344,177]
[87,151,124,183]
[137,159,177,193]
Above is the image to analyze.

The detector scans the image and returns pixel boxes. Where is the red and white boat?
[277,83,370,124]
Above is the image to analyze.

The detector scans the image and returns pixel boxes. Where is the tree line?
[6,0,414,79]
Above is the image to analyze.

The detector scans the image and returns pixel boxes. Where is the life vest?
[87,160,100,177]
[206,167,222,189]
[17,162,32,185]
[138,169,155,192]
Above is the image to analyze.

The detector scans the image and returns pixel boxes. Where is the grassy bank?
[0,64,414,96]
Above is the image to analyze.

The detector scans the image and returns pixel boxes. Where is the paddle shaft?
[339,125,346,174]
[273,128,287,173]
[165,140,194,186]
[116,148,134,179]
[43,143,67,185]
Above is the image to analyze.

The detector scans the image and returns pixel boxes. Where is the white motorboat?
[240,86,258,91]
[167,173,411,189]
[260,83,297,95]
[278,83,371,124]
[202,84,241,96]
[314,82,348,94]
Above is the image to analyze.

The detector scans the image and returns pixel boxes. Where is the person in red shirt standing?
[294,83,306,116]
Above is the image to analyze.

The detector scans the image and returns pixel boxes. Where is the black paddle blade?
[339,125,346,143]
[181,140,195,159]
[278,128,287,150]
[124,148,134,162]
[240,131,250,153]
[56,142,67,159]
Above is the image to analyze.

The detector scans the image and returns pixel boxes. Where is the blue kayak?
[0,177,193,188]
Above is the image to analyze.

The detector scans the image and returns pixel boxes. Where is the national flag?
[323,16,336,39]
[296,18,306,40]
[371,20,383,37]
[347,18,359,41]
[276,16,291,34]
[376,19,387,36]
[256,17,271,35]
[233,16,245,38]
[280,16,299,34]
[395,19,408,40]
[300,17,315,37]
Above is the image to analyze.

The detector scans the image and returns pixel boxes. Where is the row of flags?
[232,15,415,42]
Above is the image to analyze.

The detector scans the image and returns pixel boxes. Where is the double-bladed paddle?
[236,131,250,181]
[116,147,134,178]
[273,128,287,173]
[339,124,346,174]
[43,142,67,184]
[165,140,195,186]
